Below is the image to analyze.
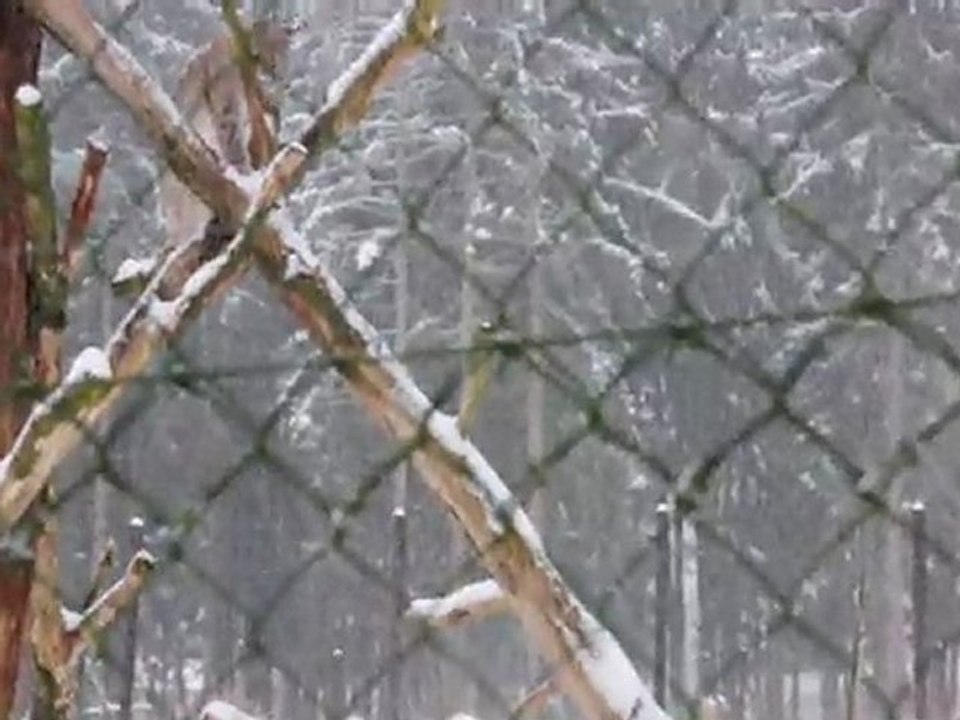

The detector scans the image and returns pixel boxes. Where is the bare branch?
[220,0,276,168]
[405,579,508,629]
[65,550,155,661]
[28,520,153,720]
[81,537,115,610]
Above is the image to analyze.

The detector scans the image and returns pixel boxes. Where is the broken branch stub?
[405,579,508,629]
[67,549,155,658]
[63,138,108,280]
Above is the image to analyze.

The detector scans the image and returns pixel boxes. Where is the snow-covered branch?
[23,3,670,719]
[66,550,155,659]
[0,213,254,530]
[3,0,444,532]
[30,504,153,720]
[405,579,508,629]
[262,250,669,720]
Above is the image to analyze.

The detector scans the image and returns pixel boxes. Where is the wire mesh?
[6,2,960,720]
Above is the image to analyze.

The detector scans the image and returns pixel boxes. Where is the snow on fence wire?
[4,2,960,720]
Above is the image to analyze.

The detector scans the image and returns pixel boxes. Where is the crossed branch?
[1,2,669,719]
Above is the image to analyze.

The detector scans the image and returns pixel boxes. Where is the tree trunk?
[0,4,42,718]
[0,546,32,720]
[0,0,40,449]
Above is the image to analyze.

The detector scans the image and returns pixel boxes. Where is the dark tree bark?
[0,545,32,720]
[0,4,42,719]
[0,0,41,446]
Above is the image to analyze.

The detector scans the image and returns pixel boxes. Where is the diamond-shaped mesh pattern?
[6,2,960,720]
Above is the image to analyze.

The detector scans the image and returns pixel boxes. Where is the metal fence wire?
[7,2,960,720]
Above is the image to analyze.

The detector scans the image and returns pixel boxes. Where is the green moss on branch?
[15,89,66,351]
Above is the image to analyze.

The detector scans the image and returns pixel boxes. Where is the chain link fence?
[6,2,960,720]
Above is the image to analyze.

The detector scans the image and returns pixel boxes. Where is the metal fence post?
[386,504,407,720]
[654,501,670,708]
[911,502,928,720]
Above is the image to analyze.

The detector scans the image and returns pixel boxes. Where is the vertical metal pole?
[669,511,684,699]
[327,648,345,720]
[387,506,406,720]
[118,517,144,720]
[790,665,800,720]
[654,501,670,707]
[911,502,928,720]
[386,208,409,720]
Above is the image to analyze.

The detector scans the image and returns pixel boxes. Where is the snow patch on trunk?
[15,83,42,107]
